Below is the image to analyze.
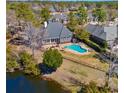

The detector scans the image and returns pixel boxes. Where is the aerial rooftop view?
[6,0,118,93]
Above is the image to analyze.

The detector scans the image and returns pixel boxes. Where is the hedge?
[89,36,108,48]
[83,39,106,52]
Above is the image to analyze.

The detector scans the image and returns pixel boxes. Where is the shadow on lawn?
[38,63,56,74]
[93,54,107,63]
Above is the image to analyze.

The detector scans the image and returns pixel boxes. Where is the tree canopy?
[78,81,110,93]
[93,8,107,23]
[24,62,40,76]
[43,49,63,69]
[19,51,40,75]
[6,44,20,71]
[19,51,33,66]
[75,29,90,40]
[15,3,34,22]
[108,9,118,21]
[7,49,40,75]
[40,8,50,22]
[67,12,78,32]
[77,7,88,25]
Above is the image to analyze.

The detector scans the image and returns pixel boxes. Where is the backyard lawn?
[60,50,109,72]
[47,59,106,92]
[7,44,117,92]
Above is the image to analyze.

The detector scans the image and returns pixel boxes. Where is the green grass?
[69,67,88,77]
[61,51,95,59]
[113,77,118,86]
[61,51,109,71]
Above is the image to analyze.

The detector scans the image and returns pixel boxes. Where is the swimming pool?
[64,44,87,53]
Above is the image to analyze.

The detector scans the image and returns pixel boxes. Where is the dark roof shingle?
[86,24,117,41]
[43,22,72,39]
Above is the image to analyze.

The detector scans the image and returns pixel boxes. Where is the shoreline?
[42,74,81,92]
[41,75,72,93]
[7,71,72,93]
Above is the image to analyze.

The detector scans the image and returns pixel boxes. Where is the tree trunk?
[32,45,35,57]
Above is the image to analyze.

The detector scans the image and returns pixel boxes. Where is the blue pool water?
[64,44,87,53]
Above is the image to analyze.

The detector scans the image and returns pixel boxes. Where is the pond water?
[6,72,69,93]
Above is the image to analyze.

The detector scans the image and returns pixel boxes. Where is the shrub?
[7,60,20,71]
[6,44,19,71]
[75,29,90,40]
[6,32,12,39]
[78,81,110,93]
[102,41,108,49]
[19,51,40,76]
[24,62,40,76]
[43,49,63,69]
[83,39,106,52]
[19,51,33,66]
[83,39,100,51]
[90,36,108,49]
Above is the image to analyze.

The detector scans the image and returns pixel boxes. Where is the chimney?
[44,21,47,28]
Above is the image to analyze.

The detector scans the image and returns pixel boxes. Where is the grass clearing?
[68,67,88,77]
[112,77,118,87]
[48,59,106,92]
[61,51,109,71]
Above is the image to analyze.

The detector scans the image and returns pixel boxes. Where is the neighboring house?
[49,6,56,14]
[87,12,94,22]
[42,22,73,45]
[87,12,98,22]
[113,65,118,76]
[85,24,118,46]
[69,6,78,11]
[50,13,68,24]
[32,4,41,10]
[62,7,69,12]
[87,5,96,10]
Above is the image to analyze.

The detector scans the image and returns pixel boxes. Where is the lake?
[6,72,70,93]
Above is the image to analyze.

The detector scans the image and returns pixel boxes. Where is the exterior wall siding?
[60,37,72,43]
[42,36,72,45]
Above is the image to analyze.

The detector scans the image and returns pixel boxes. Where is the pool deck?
[42,43,90,55]
[62,43,89,55]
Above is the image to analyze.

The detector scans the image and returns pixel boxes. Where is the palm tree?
[92,8,107,24]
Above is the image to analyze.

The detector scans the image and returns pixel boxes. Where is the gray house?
[49,6,56,13]
[86,24,118,46]
[87,12,98,22]
[50,13,68,24]
[42,22,73,45]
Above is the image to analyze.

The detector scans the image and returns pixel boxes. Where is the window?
[46,39,50,42]
[51,39,54,42]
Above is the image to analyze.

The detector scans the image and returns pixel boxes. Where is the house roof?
[51,13,68,20]
[43,22,72,39]
[62,8,69,12]
[85,24,118,41]
[49,6,56,12]
[88,12,94,19]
